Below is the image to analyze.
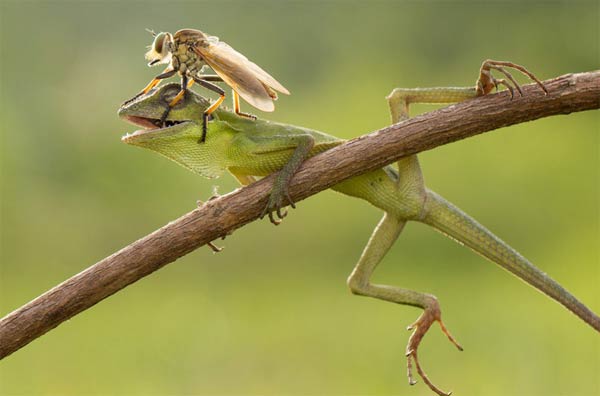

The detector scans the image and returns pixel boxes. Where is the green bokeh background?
[1,1,598,395]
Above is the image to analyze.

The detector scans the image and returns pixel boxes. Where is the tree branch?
[1,71,598,359]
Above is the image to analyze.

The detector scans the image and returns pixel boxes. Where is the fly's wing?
[194,36,290,112]
[234,43,290,95]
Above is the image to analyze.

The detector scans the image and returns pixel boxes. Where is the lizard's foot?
[206,241,224,253]
[197,196,224,253]
[260,184,295,226]
[405,300,463,396]
[476,59,548,97]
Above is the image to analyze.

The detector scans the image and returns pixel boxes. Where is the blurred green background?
[1,1,598,395]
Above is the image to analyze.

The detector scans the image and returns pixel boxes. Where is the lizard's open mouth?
[121,115,192,142]
[123,115,188,130]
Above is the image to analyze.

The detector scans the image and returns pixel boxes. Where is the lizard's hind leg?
[346,212,462,396]
[346,76,487,395]
[347,60,550,395]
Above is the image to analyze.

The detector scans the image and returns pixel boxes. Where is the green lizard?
[118,60,599,396]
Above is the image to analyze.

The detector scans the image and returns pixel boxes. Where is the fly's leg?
[161,74,226,136]
[197,76,257,121]
[161,73,229,128]
[123,67,176,106]
[147,68,177,92]
[232,91,257,120]
[197,74,222,82]
[168,73,192,107]
[160,74,195,124]
[192,77,226,143]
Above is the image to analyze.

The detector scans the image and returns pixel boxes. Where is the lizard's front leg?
[259,134,315,225]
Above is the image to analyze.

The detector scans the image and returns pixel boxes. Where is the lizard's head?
[119,83,210,143]
[118,83,235,179]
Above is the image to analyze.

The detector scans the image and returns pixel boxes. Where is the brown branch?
[1,71,598,359]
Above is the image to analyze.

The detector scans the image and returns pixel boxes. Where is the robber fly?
[139,28,290,142]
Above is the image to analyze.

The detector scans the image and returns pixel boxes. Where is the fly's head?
[145,30,174,67]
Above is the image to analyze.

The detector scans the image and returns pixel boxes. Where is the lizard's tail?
[421,189,600,332]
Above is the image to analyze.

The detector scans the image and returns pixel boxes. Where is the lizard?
[118,60,599,396]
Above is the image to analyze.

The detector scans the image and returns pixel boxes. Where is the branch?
[1,71,598,359]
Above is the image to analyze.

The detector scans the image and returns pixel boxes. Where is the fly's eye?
[153,32,169,55]
[145,31,172,65]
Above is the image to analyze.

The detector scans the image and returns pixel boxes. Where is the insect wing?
[195,37,289,112]
[232,42,290,95]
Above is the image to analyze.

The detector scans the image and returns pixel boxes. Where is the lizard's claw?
[260,195,286,226]
[405,303,463,396]
[196,189,221,209]
[260,184,294,226]
[476,59,548,97]
[493,78,514,98]
[197,196,224,252]
[206,241,224,253]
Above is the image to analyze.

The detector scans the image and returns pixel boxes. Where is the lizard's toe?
[404,301,462,396]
